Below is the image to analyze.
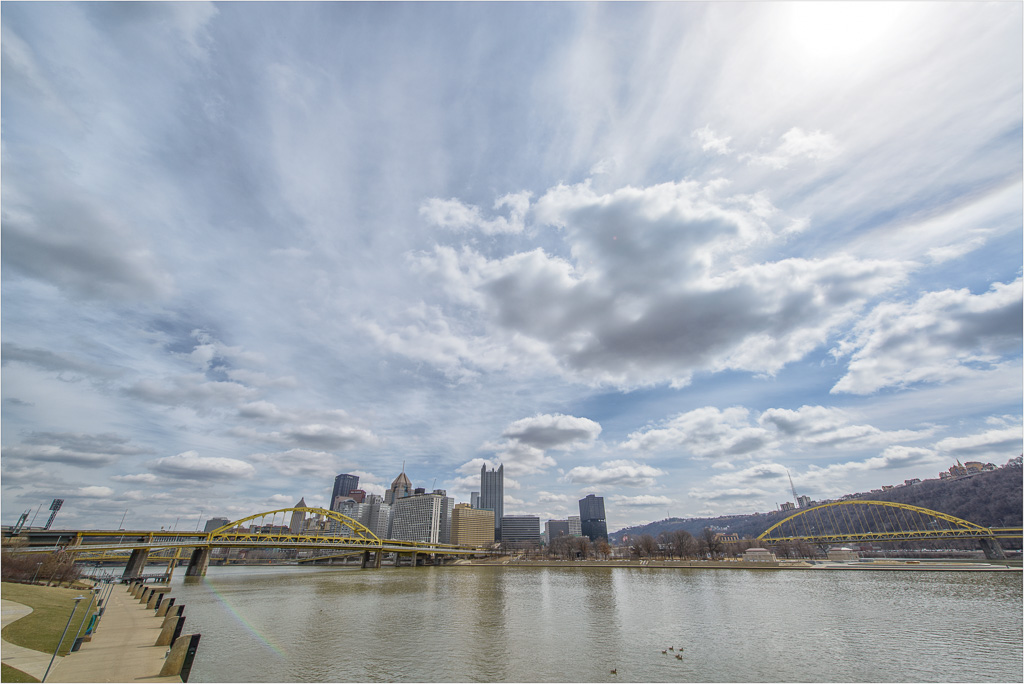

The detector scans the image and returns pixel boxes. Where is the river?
[153,564,1021,682]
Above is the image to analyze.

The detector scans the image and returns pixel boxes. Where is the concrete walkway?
[45,585,181,683]
[2,599,62,680]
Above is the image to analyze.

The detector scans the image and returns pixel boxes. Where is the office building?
[796,495,812,509]
[568,516,582,537]
[352,495,391,540]
[290,498,307,534]
[348,489,366,503]
[204,517,230,532]
[389,490,453,544]
[501,515,541,547]
[451,504,494,546]
[480,464,504,540]
[386,469,413,505]
[331,474,359,506]
[545,519,570,543]
[579,494,607,542]
[470,492,481,509]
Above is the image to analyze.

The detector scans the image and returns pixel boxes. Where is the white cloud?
[419,191,531,235]
[111,473,159,484]
[501,414,602,450]
[745,127,842,169]
[610,494,673,507]
[624,406,772,459]
[405,179,907,388]
[832,278,1023,394]
[692,125,732,155]
[933,426,1022,459]
[73,485,116,498]
[150,450,256,481]
[560,459,666,488]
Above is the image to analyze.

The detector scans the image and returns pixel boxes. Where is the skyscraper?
[386,469,413,505]
[545,519,570,542]
[451,504,494,546]
[388,490,453,544]
[480,464,503,541]
[501,515,541,548]
[331,473,359,506]
[578,494,607,542]
[470,492,481,509]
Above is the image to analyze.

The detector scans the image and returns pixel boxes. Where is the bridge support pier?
[123,548,150,579]
[979,536,1006,560]
[185,548,210,577]
[360,550,383,569]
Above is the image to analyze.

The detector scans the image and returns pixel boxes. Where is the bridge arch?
[757,500,992,544]
[209,507,382,547]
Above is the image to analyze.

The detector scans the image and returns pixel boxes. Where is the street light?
[42,595,85,682]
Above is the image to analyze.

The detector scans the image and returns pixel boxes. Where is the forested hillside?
[611,462,1022,544]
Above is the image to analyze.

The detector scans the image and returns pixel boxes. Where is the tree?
[699,528,723,559]
[633,534,658,558]
[572,536,592,559]
[671,530,698,559]
[595,539,611,560]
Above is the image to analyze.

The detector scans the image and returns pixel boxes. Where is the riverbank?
[460,557,1022,571]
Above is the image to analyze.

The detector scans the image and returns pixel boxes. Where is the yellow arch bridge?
[757,500,1019,559]
[7,507,490,580]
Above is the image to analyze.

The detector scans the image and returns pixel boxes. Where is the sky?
[2,2,1022,535]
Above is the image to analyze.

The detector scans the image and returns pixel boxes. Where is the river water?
[157,564,1021,683]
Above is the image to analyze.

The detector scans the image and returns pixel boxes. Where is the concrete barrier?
[147,591,163,610]
[156,597,175,616]
[160,633,202,682]
[155,615,184,646]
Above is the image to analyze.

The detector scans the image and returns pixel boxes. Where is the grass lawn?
[0,662,38,682]
[1,583,97,657]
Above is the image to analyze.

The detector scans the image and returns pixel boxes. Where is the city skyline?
[2,3,1021,533]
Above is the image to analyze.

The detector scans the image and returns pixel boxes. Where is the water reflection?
[166,565,1022,683]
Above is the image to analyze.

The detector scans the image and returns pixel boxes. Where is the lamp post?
[42,595,85,682]
[31,562,43,584]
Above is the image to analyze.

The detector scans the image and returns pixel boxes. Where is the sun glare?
[785,2,904,64]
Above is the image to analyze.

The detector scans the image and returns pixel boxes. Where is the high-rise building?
[331,474,359,506]
[470,492,481,509]
[386,469,413,505]
[290,498,307,534]
[545,519,570,543]
[796,495,812,509]
[578,494,607,542]
[451,504,494,546]
[480,464,504,540]
[204,517,230,532]
[389,490,453,544]
[568,516,582,537]
[501,515,541,547]
[351,494,390,539]
[348,489,366,503]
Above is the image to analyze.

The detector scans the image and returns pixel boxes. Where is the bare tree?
[671,530,698,559]
[699,528,723,559]
[596,539,611,560]
[634,534,658,558]
[572,536,592,559]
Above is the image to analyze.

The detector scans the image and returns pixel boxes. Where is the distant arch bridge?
[756,500,1020,559]
[5,507,488,577]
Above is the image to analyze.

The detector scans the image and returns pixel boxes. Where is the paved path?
[2,599,62,680]
[45,586,181,683]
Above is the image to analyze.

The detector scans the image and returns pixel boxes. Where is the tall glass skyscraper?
[578,494,607,542]
[331,473,359,509]
[480,464,503,540]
